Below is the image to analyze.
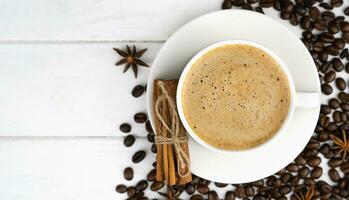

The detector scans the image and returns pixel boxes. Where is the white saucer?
[146,10,320,183]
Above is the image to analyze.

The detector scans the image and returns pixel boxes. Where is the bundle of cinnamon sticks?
[152,79,192,185]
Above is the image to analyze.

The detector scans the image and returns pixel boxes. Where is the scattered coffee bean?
[151,143,157,153]
[147,169,156,182]
[329,98,341,109]
[225,191,236,200]
[341,112,347,121]
[325,46,339,56]
[124,135,135,147]
[340,162,349,173]
[116,184,127,193]
[319,2,333,10]
[147,133,155,143]
[197,184,209,194]
[319,132,329,142]
[191,175,200,186]
[333,111,342,123]
[259,0,273,8]
[280,185,291,195]
[329,168,341,181]
[134,112,147,123]
[345,7,349,16]
[334,39,345,50]
[332,58,344,72]
[215,182,228,187]
[235,185,246,198]
[136,180,148,191]
[295,155,307,165]
[311,167,323,179]
[253,194,267,200]
[150,181,164,191]
[208,191,219,200]
[127,187,136,197]
[124,167,134,181]
[298,167,310,178]
[132,85,145,97]
[191,194,204,200]
[329,22,340,34]
[145,121,153,134]
[290,176,300,187]
[222,0,233,9]
[286,163,299,172]
[341,103,349,111]
[281,173,292,183]
[245,185,255,196]
[308,156,321,167]
[327,122,338,131]
[331,0,343,7]
[266,176,277,186]
[185,183,195,195]
[324,71,336,83]
[119,123,131,133]
[340,48,349,59]
[321,83,333,95]
[132,150,146,163]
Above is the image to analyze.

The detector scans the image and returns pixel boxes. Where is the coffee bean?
[320,62,332,74]
[341,112,347,121]
[124,167,134,181]
[306,140,320,150]
[329,158,343,167]
[290,14,299,26]
[151,144,157,153]
[259,0,273,8]
[197,184,209,194]
[341,103,349,111]
[340,162,349,173]
[279,173,291,183]
[235,186,246,198]
[124,135,135,147]
[341,22,349,33]
[145,121,153,134]
[321,84,333,95]
[308,156,321,167]
[322,11,335,22]
[116,184,127,193]
[319,115,330,127]
[340,48,349,59]
[334,39,345,50]
[327,122,337,131]
[191,194,204,200]
[191,175,200,186]
[295,155,307,165]
[245,185,255,196]
[338,92,349,103]
[304,149,318,159]
[299,167,310,178]
[325,45,339,56]
[253,194,267,200]
[294,5,305,15]
[134,112,147,123]
[319,182,332,194]
[320,33,335,43]
[127,187,136,197]
[208,191,219,200]
[280,185,291,195]
[331,0,343,7]
[150,181,164,191]
[215,182,228,187]
[311,167,323,179]
[319,2,333,10]
[147,133,155,143]
[222,0,233,9]
[329,98,340,109]
[232,0,244,6]
[324,149,336,159]
[319,51,329,62]
[308,7,320,19]
[329,23,340,34]
[185,183,195,195]
[332,58,344,72]
[147,169,156,182]
[304,177,316,186]
[119,123,131,133]
[280,12,291,20]
[333,111,341,123]
[199,178,210,185]
[266,176,277,186]
[136,180,148,191]
[255,7,264,14]
[290,176,300,187]
[257,186,269,194]
[344,32,349,43]
[132,85,145,98]
[272,0,281,10]
[329,168,340,181]
[300,16,311,30]
[132,150,146,163]
[319,132,329,142]
[336,78,346,91]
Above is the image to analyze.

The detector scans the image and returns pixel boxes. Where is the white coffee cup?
[176,40,320,154]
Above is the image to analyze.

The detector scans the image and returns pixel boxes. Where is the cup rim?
[176,39,296,155]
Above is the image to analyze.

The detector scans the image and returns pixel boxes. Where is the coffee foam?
[181,44,291,150]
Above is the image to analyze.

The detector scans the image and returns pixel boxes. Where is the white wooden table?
[0,1,348,199]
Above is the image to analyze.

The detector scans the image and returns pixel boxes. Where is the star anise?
[158,185,183,200]
[330,130,349,160]
[113,45,149,78]
[295,185,315,200]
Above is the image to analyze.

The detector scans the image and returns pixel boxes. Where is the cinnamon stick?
[153,79,192,185]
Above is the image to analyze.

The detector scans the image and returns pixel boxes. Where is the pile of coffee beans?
[115,0,349,199]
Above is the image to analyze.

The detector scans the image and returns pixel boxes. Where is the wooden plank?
[0,0,220,41]
[0,138,158,200]
[0,42,161,136]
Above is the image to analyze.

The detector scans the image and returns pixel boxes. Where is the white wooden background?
[0,0,348,199]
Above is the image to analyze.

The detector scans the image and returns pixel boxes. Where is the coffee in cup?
[181,44,291,150]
